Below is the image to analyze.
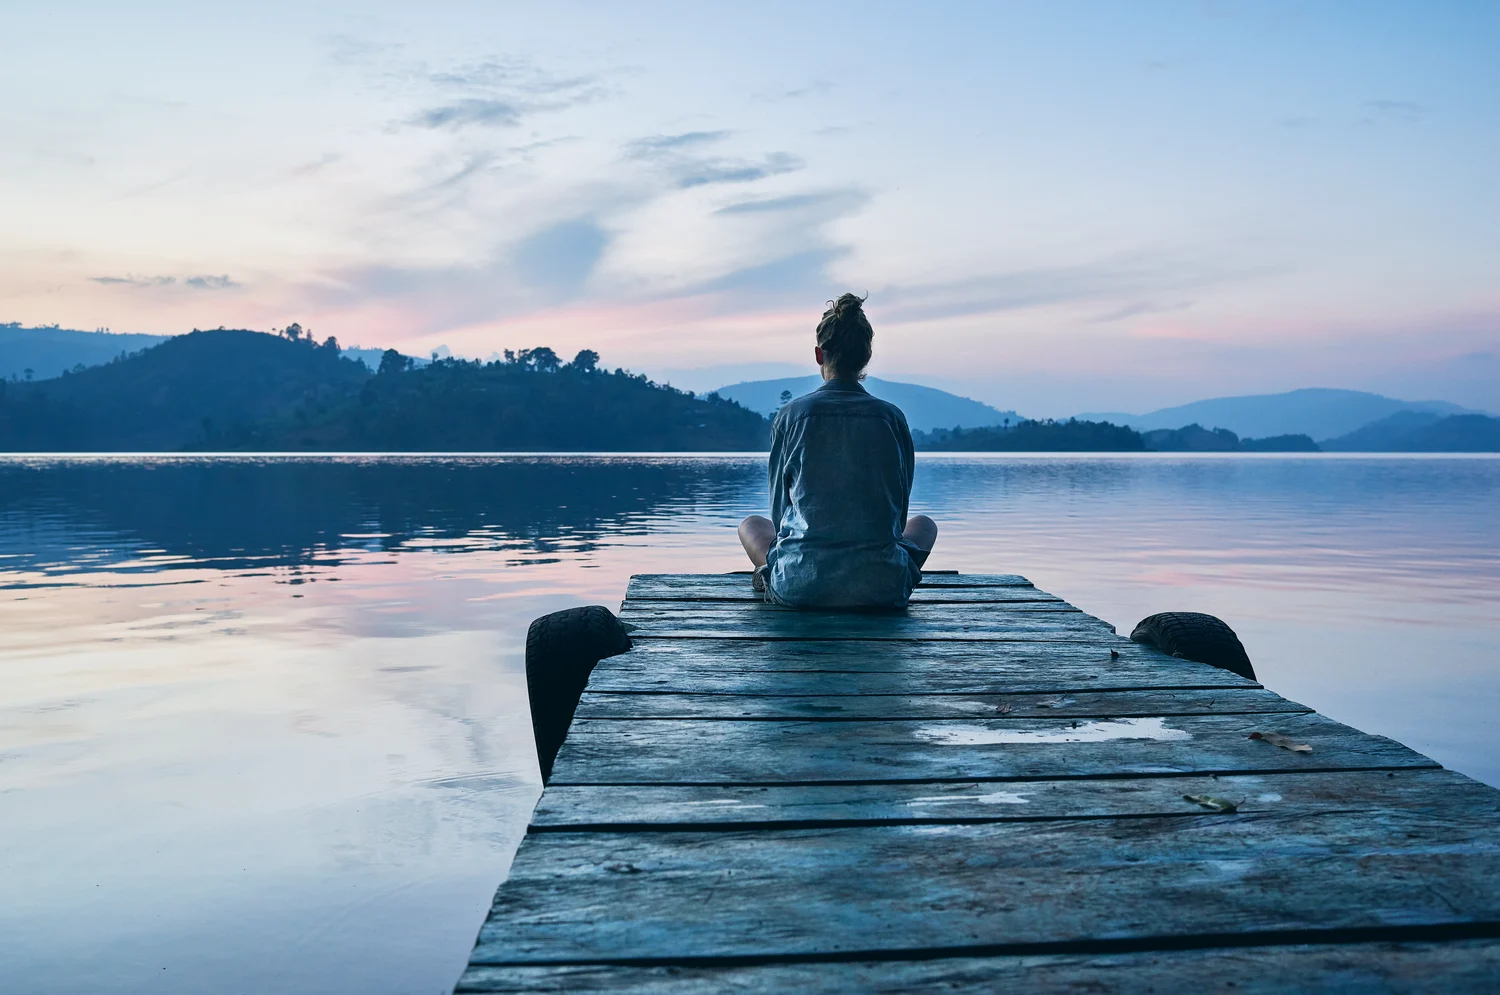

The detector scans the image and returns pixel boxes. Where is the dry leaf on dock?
[1248,731,1312,752]
[1183,794,1239,813]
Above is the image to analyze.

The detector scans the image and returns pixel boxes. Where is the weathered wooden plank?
[603,634,1182,672]
[588,638,1258,694]
[626,578,1062,604]
[626,573,1037,601]
[589,667,1255,697]
[457,939,1500,993]
[629,587,1066,605]
[530,768,1480,830]
[548,711,1434,785]
[622,599,1090,619]
[619,602,1117,640]
[469,800,1500,964]
[571,687,1307,720]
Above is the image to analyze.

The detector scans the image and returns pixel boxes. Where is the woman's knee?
[739,514,772,536]
[904,514,938,550]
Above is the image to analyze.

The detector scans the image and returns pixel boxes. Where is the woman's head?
[815,292,873,379]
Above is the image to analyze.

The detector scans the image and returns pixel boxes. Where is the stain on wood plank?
[549,711,1434,785]
[571,687,1308,720]
[470,807,1500,965]
[589,638,1258,695]
[529,768,1486,831]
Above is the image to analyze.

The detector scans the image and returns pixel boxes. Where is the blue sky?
[2,1,1496,414]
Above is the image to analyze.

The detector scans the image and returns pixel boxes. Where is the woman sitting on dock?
[738,293,938,609]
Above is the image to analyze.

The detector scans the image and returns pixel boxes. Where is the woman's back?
[766,379,920,608]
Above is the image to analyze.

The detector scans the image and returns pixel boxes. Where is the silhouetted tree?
[778,389,792,408]
[23,368,33,381]
[571,349,600,373]
[281,323,305,342]
[519,347,561,372]
[917,419,1144,452]
[378,349,410,376]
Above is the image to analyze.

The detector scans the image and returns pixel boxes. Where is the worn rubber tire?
[525,606,632,783]
[1129,611,1256,681]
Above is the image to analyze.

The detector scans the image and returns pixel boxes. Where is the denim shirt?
[765,379,922,609]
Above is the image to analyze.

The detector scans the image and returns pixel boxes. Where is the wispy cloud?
[407,98,522,129]
[1367,99,1426,121]
[112,170,190,201]
[876,254,1269,325]
[624,131,803,188]
[90,274,176,287]
[753,80,832,101]
[1090,300,1191,323]
[429,58,596,98]
[715,190,865,215]
[287,153,341,178]
[625,131,731,157]
[400,55,607,131]
[694,247,849,298]
[676,152,802,188]
[90,273,238,290]
[185,274,238,290]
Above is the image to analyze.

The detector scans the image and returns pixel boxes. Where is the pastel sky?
[3,1,1497,415]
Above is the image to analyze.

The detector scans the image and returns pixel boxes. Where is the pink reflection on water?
[1,453,1497,994]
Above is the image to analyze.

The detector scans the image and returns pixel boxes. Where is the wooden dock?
[458,573,1500,992]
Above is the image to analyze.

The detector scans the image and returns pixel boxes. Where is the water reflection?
[2,454,1497,995]
[0,455,763,579]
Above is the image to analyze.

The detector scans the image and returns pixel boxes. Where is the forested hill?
[0,329,769,451]
[239,351,768,451]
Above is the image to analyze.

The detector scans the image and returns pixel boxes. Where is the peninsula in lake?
[0,328,768,452]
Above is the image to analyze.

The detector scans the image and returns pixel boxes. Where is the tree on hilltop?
[378,349,412,376]
[518,347,561,372]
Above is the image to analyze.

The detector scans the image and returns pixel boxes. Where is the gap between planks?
[455,938,1500,994]
[465,922,1500,972]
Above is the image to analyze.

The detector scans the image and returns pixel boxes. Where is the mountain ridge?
[1074,387,1481,441]
[2,323,168,382]
[1321,411,1500,452]
[711,375,1020,433]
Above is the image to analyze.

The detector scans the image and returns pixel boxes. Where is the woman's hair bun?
[816,292,873,378]
[827,292,867,318]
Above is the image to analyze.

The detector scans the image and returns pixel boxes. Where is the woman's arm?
[767,410,789,531]
[897,412,915,524]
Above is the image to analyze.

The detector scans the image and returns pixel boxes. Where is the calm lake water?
[4,453,1498,994]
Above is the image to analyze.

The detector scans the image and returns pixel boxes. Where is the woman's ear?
[814,346,824,366]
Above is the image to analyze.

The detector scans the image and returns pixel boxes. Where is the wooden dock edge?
[457,572,1500,992]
